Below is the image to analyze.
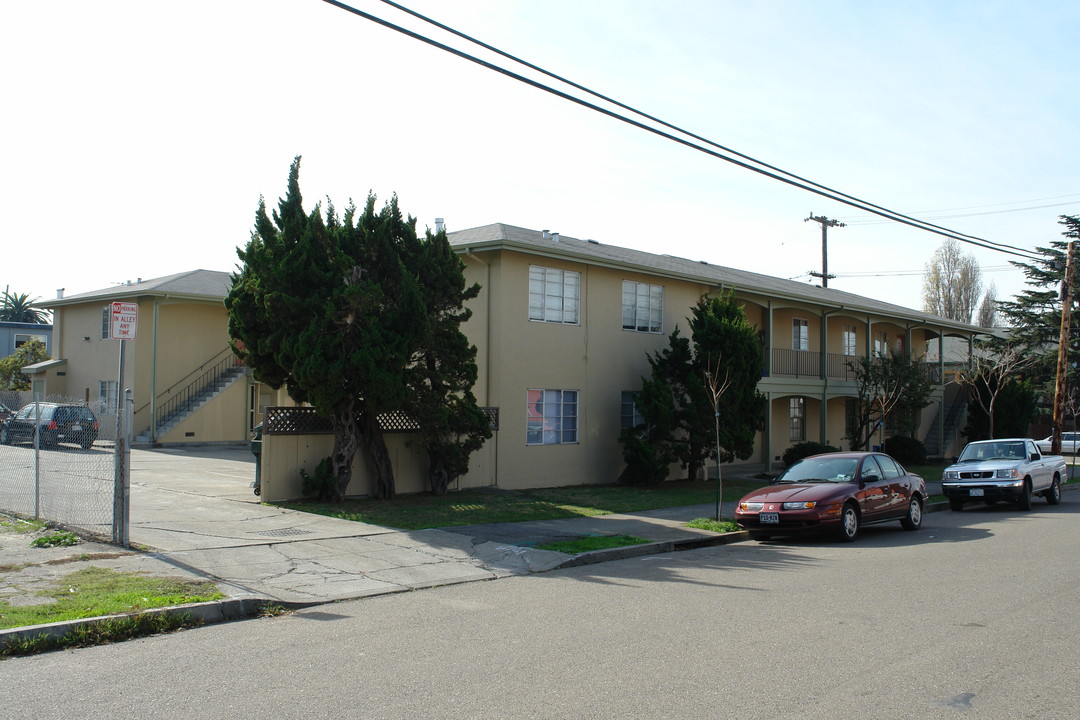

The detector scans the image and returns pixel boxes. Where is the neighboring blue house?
[0,321,53,356]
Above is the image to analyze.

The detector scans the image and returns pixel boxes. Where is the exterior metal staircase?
[923,395,968,458]
[134,349,245,444]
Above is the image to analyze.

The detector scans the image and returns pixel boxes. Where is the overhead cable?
[321,0,1042,260]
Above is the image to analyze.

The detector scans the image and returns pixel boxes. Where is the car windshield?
[777,457,858,483]
[958,442,1026,462]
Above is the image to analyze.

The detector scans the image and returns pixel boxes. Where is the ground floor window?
[98,380,118,415]
[527,389,578,445]
[789,397,805,442]
[620,391,644,430]
[845,397,859,444]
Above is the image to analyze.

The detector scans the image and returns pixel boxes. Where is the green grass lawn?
[278,478,768,530]
[0,567,224,631]
[535,534,651,554]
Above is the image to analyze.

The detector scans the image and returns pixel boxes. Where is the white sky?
[4,0,1079,317]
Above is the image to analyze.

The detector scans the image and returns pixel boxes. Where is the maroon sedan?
[735,452,926,542]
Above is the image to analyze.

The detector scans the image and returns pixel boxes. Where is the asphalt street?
[3,492,1077,719]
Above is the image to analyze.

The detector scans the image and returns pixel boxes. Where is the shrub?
[782,442,840,467]
[617,432,671,486]
[299,457,336,501]
[882,435,927,465]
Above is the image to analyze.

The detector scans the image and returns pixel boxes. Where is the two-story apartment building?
[23,223,980,498]
[443,223,978,489]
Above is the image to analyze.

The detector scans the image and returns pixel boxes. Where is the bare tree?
[704,358,732,521]
[923,239,983,323]
[976,282,997,328]
[955,344,1032,438]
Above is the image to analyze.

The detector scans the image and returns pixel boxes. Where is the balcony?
[769,348,941,384]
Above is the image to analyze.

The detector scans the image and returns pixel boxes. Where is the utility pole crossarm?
[805,213,845,288]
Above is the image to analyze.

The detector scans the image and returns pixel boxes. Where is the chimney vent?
[542,229,550,240]
[552,232,560,243]
[56,288,65,299]
[435,218,445,233]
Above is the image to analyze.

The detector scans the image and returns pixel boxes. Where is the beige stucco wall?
[258,430,497,502]
[462,251,727,488]
[35,295,248,444]
[156,376,250,443]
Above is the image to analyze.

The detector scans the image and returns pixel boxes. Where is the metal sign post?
[110,303,137,547]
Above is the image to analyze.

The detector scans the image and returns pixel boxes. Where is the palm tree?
[0,291,51,324]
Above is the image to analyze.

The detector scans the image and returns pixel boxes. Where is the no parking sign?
[110,302,138,340]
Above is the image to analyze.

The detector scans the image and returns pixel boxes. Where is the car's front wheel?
[1046,476,1061,506]
[1018,480,1033,511]
[901,497,923,530]
[836,503,860,542]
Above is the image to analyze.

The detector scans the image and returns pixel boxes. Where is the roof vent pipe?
[542,229,550,240]
[552,232,560,242]
[56,288,65,299]
[435,218,445,233]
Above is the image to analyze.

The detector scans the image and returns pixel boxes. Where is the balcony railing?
[771,348,820,378]
[769,348,943,384]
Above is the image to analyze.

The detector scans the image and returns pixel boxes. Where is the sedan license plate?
[969,488,984,497]
[71,424,82,432]
[759,512,780,524]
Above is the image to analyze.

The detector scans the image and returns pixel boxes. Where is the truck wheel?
[949,498,964,512]
[1046,476,1061,506]
[1018,480,1032,511]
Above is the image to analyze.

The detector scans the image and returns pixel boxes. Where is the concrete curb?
[0,596,284,653]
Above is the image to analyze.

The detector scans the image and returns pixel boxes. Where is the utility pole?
[1051,240,1076,455]
[805,213,844,287]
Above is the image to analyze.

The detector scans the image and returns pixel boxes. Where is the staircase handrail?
[134,347,241,417]
[152,355,245,431]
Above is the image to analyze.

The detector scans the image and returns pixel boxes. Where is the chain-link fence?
[0,395,118,540]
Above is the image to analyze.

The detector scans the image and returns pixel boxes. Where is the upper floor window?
[622,281,663,333]
[101,307,111,339]
[874,330,888,355]
[526,389,579,445]
[793,318,809,351]
[842,326,857,356]
[529,266,579,324]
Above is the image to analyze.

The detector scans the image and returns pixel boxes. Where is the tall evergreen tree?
[992,214,1080,396]
[228,158,434,501]
[401,225,491,495]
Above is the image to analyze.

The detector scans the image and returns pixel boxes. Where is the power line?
[842,199,1080,225]
[321,0,1043,261]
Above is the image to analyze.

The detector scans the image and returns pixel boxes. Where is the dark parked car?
[0,402,99,449]
[734,452,926,542]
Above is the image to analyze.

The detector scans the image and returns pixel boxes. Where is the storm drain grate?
[248,528,315,537]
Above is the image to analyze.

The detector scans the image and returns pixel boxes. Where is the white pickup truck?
[942,438,1065,511]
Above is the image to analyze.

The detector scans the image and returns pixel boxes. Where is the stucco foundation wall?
[258,432,497,503]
